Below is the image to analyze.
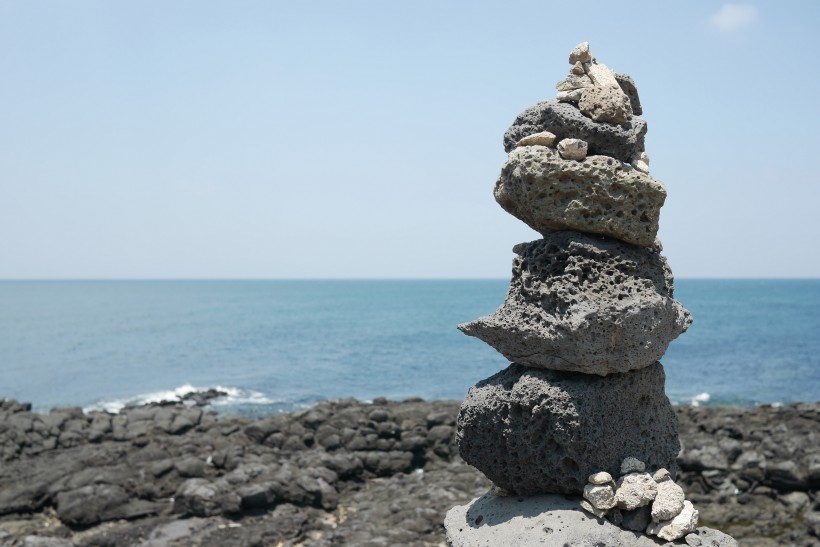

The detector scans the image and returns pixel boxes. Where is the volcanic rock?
[458,232,691,375]
[503,100,646,162]
[514,131,555,148]
[580,84,633,124]
[615,472,658,511]
[493,145,666,247]
[615,73,643,116]
[652,475,686,522]
[647,500,699,541]
[455,362,679,495]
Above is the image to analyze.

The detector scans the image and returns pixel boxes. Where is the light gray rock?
[515,131,555,148]
[589,471,613,485]
[684,527,739,547]
[584,483,616,510]
[458,233,692,375]
[652,479,686,522]
[455,362,680,495]
[580,83,633,124]
[556,89,583,103]
[445,492,667,547]
[503,100,647,162]
[647,500,698,541]
[580,498,608,518]
[653,468,672,482]
[556,137,588,160]
[494,146,667,247]
[571,61,585,75]
[556,73,594,92]
[615,73,643,116]
[569,41,592,64]
[634,159,650,173]
[615,472,658,511]
[621,457,646,474]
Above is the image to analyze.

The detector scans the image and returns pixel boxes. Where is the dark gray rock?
[503,100,647,162]
[621,505,653,531]
[456,362,680,495]
[459,232,692,375]
[55,484,130,526]
[616,73,642,116]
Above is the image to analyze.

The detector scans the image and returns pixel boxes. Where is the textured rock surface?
[647,500,699,541]
[503,100,647,162]
[445,493,670,547]
[616,73,643,116]
[584,483,616,510]
[556,137,588,160]
[580,84,633,124]
[494,145,666,247]
[653,477,686,521]
[458,232,691,375]
[456,362,680,495]
[615,472,658,510]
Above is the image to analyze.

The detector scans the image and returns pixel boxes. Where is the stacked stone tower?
[445,43,737,545]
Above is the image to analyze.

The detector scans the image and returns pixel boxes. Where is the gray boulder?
[458,233,691,375]
[494,146,666,247]
[456,362,680,495]
[445,492,672,546]
[503,100,646,162]
[616,73,643,116]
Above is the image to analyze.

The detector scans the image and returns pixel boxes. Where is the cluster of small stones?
[582,457,698,541]
[446,43,736,546]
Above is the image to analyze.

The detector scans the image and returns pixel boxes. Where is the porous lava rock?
[458,232,691,375]
[455,362,680,495]
[502,100,646,162]
[494,145,666,247]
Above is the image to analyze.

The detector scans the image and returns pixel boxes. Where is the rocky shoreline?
[0,397,817,546]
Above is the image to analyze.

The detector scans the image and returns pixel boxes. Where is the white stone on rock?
[647,500,699,541]
[653,468,671,482]
[556,138,588,160]
[571,61,585,75]
[621,457,646,474]
[569,42,592,64]
[515,131,556,148]
[584,483,616,510]
[640,151,649,164]
[615,472,658,511]
[556,89,584,103]
[633,159,650,174]
[652,479,686,522]
[586,62,620,88]
[589,471,613,485]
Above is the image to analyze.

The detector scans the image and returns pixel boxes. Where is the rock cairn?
[445,43,738,546]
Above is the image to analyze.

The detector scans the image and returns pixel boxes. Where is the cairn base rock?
[456,362,679,495]
[503,100,646,162]
[444,493,737,547]
[495,145,666,247]
[458,232,691,375]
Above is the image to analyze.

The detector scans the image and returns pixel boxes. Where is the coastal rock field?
[0,397,817,546]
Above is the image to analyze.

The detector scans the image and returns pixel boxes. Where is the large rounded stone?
[456,362,680,495]
[458,232,691,375]
[503,100,646,162]
[494,146,666,247]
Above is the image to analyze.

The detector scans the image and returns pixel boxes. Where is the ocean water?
[0,280,818,414]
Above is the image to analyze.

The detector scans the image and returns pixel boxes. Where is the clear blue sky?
[1,1,818,279]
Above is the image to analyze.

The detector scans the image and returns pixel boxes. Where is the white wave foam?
[690,392,711,407]
[84,384,278,414]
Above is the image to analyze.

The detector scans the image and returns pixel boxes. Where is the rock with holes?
[494,145,666,247]
[503,100,646,162]
[651,476,686,522]
[455,362,680,495]
[647,500,698,541]
[458,232,691,375]
[614,472,658,511]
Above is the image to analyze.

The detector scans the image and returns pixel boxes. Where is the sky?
[1,1,819,279]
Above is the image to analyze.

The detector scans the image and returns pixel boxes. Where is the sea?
[0,280,818,415]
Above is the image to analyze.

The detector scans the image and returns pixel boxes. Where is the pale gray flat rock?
[459,232,691,375]
[456,362,680,495]
[494,145,666,247]
[445,492,671,546]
